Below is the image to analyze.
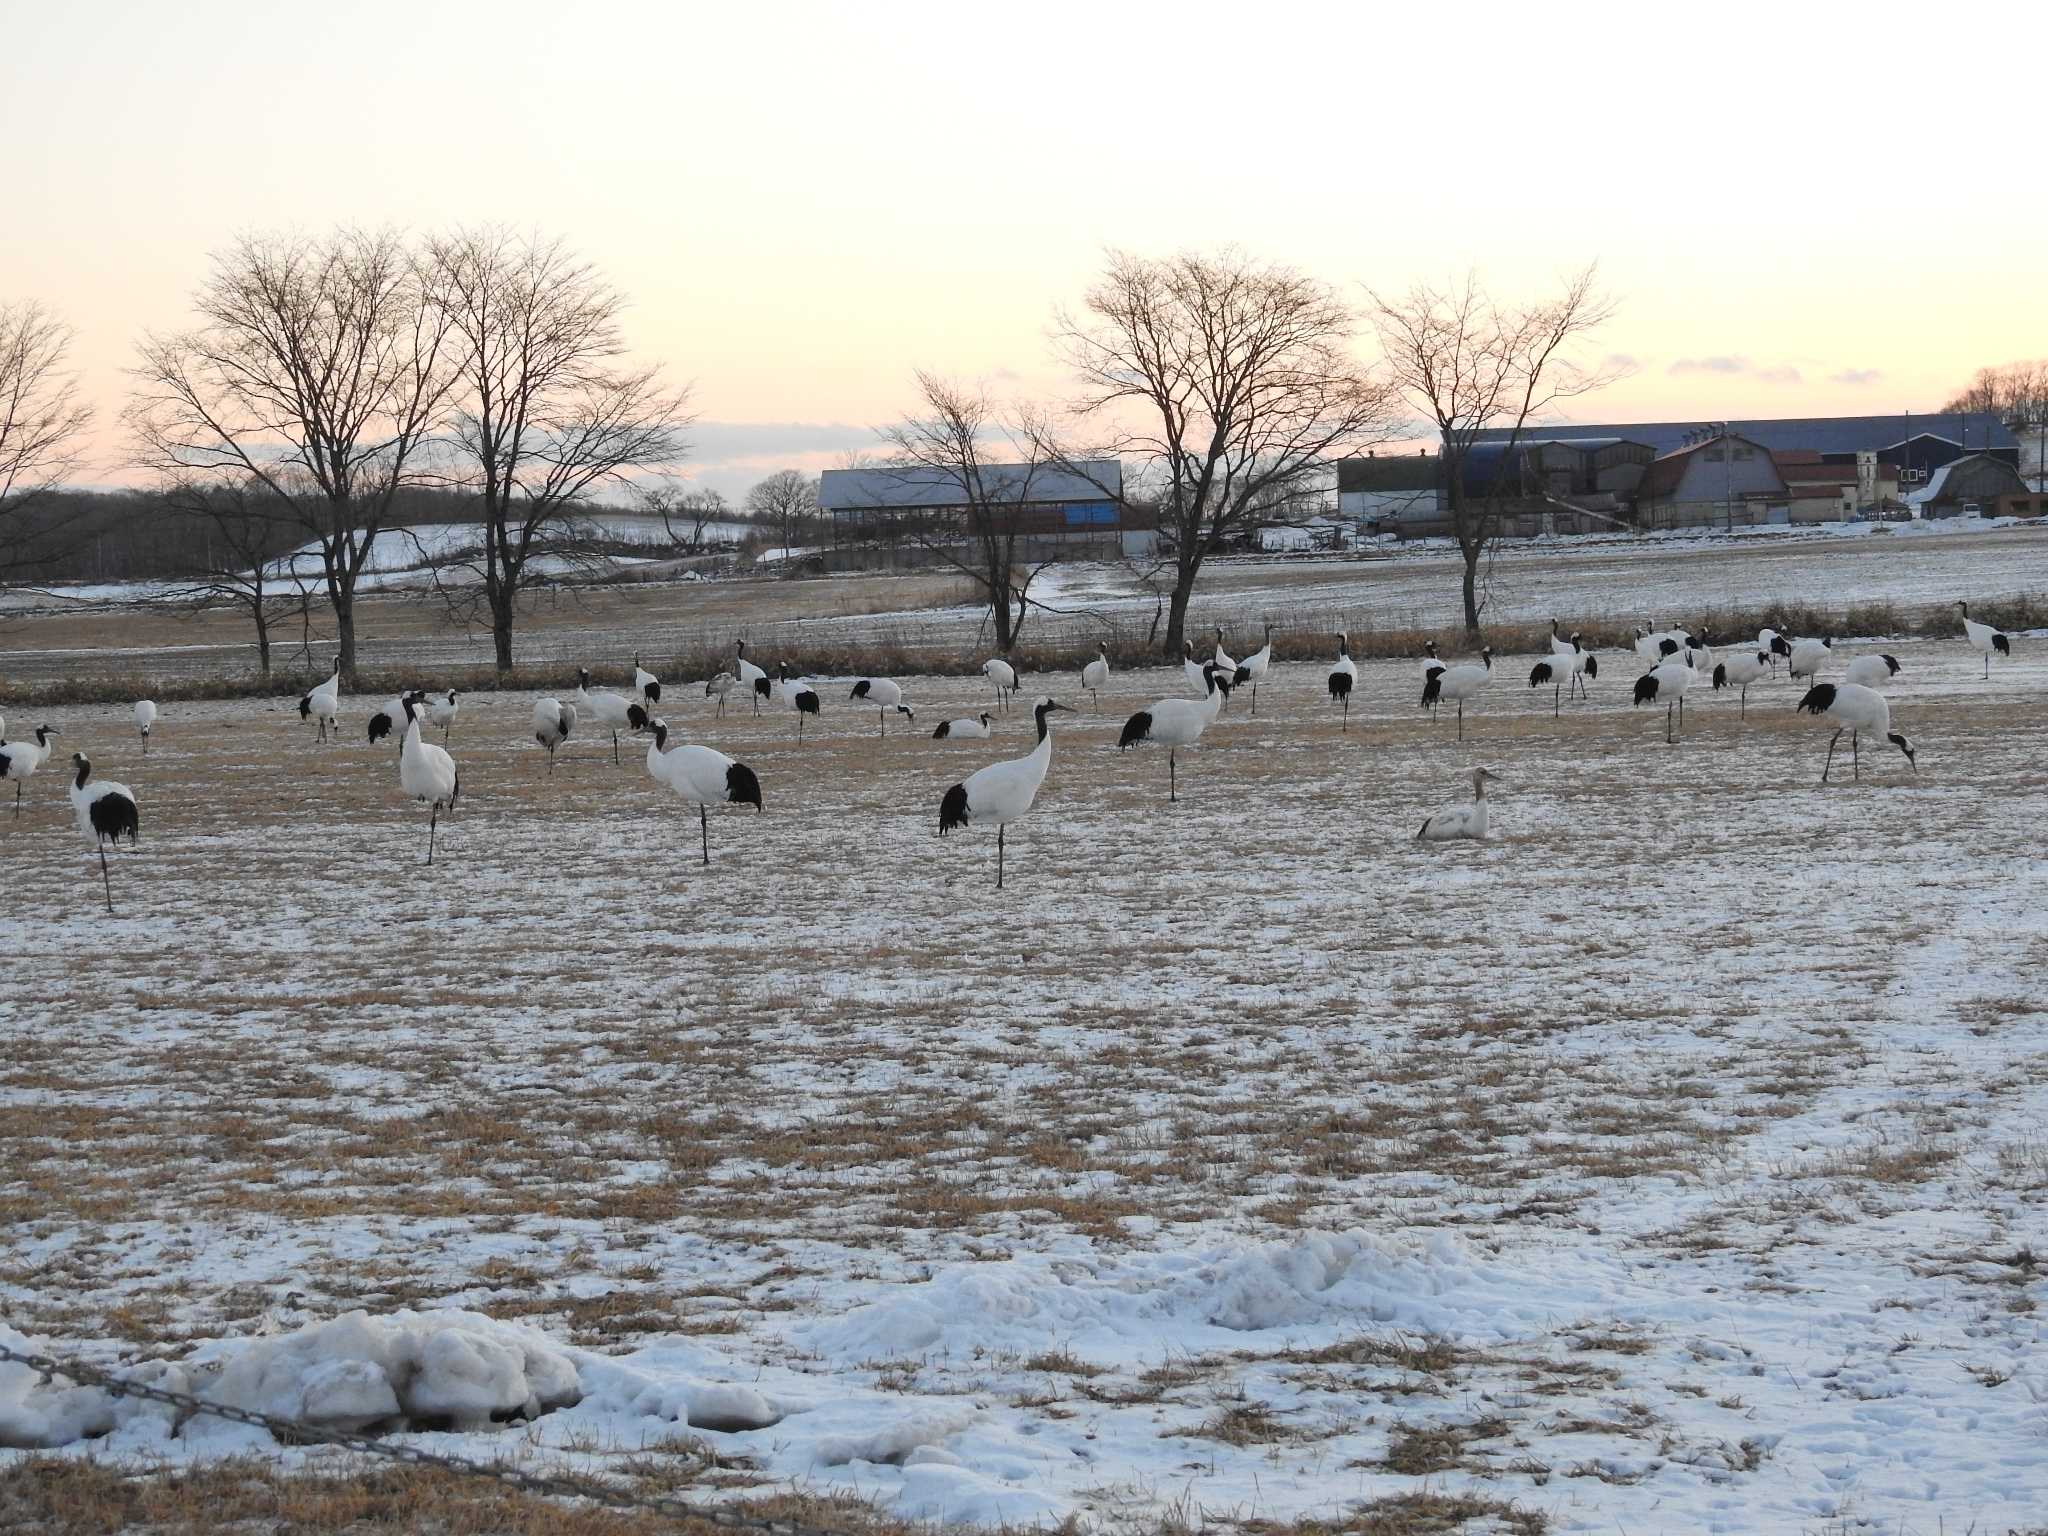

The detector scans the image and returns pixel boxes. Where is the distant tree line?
[1942,359,2048,426]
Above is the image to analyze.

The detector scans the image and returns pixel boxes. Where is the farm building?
[1903,453,2043,518]
[817,460,1147,565]
[1637,433,1790,529]
[1336,438,1654,538]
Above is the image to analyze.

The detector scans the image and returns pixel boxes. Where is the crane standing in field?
[1956,601,2010,678]
[1081,643,1110,711]
[704,672,737,717]
[938,696,1072,889]
[1119,664,1231,802]
[1328,632,1358,729]
[67,752,139,914]
[983,657,1019,712]
[1710,649,1772,718]
[1797,682,1917,782]
[632,656,662,708]
[133,700,157,754]
[735,640,769,714]
[299,659,342,743]
[0,725,59,818]
[532,698,576,773]
[398,692,460,865]
[575,668,649,765]
[424,689,460,742]
[849,678,915,736]
[1633,654,1700,744]
[644,718,762,866]
[1232,623,1274,714]
[1420,647,1493,741]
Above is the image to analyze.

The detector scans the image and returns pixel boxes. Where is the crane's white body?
[932,713,994,740]
[1211,627,1236,676]
[0,725,58,818]
[938,697,1070,887]
[68,752,138,913]
[300,663,342,742]
[1634,658,1699,742]
[849,677,914,735]
[1788,636,1832,686]
[424,690,459,740]
[1417,768,1499,843]
[1957,602,2010,679]
[1419,643,1448,719]
[1422,649,1492,740]
[1711,649,1772,717]
[632,658,661,707]
[1081,644,1109,710]
[1120,668,1228,801]
[1182,641,1211,697]
[734,641,768,714]
[1797,682,1916,782]
[575,669,647,764]
[1529,637,1593,714]
[645,719,761,864]
[133,700,157,754]
[398,699,460,865]
[533,698,576,772]
[1758,628,1791,675]
[1232,623,1274,713]
[366,694,410,751]
[1328,633,1358,729]
[983,657,1019,710]
[776,666,822,738]
[1842,654,1900,690]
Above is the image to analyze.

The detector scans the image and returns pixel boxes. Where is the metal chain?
[0,1342,844,1536]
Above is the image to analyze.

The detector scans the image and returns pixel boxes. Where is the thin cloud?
[1668,355,1749,376]
[1831,368,1883,385]
[1756,365,1803,385]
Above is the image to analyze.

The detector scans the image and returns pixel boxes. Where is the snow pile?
[796,1229,1489,1365]
[1,1325,119,1449]
[191,1309,581,1435]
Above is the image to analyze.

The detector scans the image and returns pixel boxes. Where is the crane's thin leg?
[700,805,710,867]
[1342,695,1350,731]
[1251,681,1259,716]
[1823,729,1841,783]
[142,736,149,756]
[1554,686,1561,719]
[997,825,1005,890]
[13,783,19,819]
[879,711,885,739]
[99,843,114,914]
[1457,701,1465,742]
[1984,653,1990,679]
[1852,731,1860,780]
[1169,750,1177,803]
[427,803,439,866]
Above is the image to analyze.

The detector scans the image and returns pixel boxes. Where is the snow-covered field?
[4,640,2046,1534]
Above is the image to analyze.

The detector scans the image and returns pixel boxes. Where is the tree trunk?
[1164,580,1193,658]
[334,596,357,686]
[1461,546,1482,636]
[991,583,1018,651]
[253,601,271,679]
[492,587,516,672]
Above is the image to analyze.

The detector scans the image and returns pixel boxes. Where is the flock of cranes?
[0,601,2020,900]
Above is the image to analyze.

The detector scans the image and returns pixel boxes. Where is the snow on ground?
[3,638,2046,1532]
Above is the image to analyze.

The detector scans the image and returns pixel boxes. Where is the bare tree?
[743,469,819,556]
[161,476,315,678]
[875,373,1063,653]
[1941,360,2048,424]
[643,482,731,553]
[1053,248,1400,654]
[426,227,692,671]
[1369,267,1621,635]
[126,228,458,684]
[0,300,97,578]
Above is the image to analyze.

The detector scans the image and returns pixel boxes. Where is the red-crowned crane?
[299,659,341,743]
[1956,601,2010,678]
[735,640,768,714]
[938,697,1071,888]
[1232,623,1274,713]
[424,689,459,742]
[645,718,762,865]
[1081,643,1110,711]
[1842,653,1901,690]
[1788,635,1833,687]
[1421,647,1492,740]
[133,700,157,755]
[397,692,459,865]
[1797,682,1917,782]
[983,656,1019,711]
[533,698,576,773]
[1118,664,1230,802]
[704,671,737,717]
[1711,649,1772,718]
[1633,655,1700,743]
[575,668,649,765]
[1328,632,1358,729]
[67,752,138,914]
[931,713,994,740]
[632,655,662,707]
[849,678,914,736]
[0,725,59,819]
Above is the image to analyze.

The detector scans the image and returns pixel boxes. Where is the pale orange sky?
[6,0,2042,497]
